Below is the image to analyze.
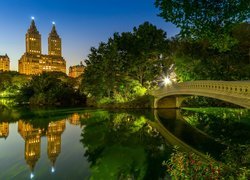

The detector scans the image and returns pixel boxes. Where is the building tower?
[18,120,43,177]
[0,54,10,72]
[68,61,85,78]
[25,18,41,54]
[48,23,62,56]
[19,18,66,75]
[47,120,66,172]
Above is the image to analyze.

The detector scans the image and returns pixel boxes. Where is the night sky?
[0,0,179,72]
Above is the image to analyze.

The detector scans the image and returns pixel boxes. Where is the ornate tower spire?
[28,19,39,34]
[26,18,42,54]
[49,23,59,38]
[48,22,62,56]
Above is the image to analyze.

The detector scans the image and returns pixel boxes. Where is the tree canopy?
[17,72,86,106]
[82,22,171,102]
[170,23,250,81]
[155,0,250,51]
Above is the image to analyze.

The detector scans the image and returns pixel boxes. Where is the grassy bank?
[87,95,154,109]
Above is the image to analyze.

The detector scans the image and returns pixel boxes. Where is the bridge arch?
[152,81,250,109]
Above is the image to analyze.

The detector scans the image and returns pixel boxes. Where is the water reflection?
[0,107,249,179]
[18,120,43,174]
[164,108,250,178]
[154,109,226,160]
[180,108,250,145]
[18,120,66,177]
[0,122,9,139]
[46,120,66,172]
[80,111,170,179]
[0,111,92,179]
[68,112,91,126]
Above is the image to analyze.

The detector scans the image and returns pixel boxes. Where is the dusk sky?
[0,0,179,72]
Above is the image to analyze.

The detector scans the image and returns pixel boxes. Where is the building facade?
[0,122,9,139]
[18,119,65,174]
[68,63,85,78]
[19,20,66,75]
[0,54,10,72]
[18,120,43,172]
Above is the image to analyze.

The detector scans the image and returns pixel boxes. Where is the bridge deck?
[152,81,250,109]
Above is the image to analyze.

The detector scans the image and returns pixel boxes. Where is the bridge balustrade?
[153,81,250,109]
[163,81,249,96]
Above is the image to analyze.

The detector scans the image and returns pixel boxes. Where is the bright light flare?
[52,21,55,25]
[163,77,172,86]
[31,16,35,20]
[51,167,55,173]
[30,172,34,179]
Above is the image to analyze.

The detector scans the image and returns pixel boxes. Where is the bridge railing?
[154,81,250,97]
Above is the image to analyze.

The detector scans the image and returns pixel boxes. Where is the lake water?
[0,106,249,179]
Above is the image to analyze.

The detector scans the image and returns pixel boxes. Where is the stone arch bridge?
[152,81,250,109]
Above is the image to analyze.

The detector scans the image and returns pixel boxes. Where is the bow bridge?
[152,81,250,109]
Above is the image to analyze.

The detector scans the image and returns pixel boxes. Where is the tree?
[82,22,171,101]
[167,23,250,81]
[127,22,170,86]
[17,72,86,106]
[155,0,250,51]
[0,71,29,97]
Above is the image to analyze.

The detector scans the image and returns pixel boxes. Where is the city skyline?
[0,0,179,72]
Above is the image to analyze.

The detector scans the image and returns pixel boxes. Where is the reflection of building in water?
[18,120,43,172]
[68,113,91,126]
[17,119,67,177]
[69,113,80,125]
[82,113,91,119]
[0,122,9,139]
[47,120,66,171]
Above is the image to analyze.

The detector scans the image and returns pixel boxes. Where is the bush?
[164,147,222,179]
[164,147,250,179]
[17,72,86,106]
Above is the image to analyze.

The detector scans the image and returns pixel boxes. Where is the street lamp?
[163,77,172,86]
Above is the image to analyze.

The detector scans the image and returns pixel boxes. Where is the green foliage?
[221,145,250,179]
[170,23,250,81]
[82,22,172,102]
[17,72,86,106]
[178,108,250,178]
[164,147,222,179]
[0,71,29,97]
[90,146,147,180]
[96,95,154,109]
[98,97,114,104]
[80,111,170,179]
[182,96,241,108]
[155,1,250,81]
[155,0,250,51]
[166,145,250,179]
[182,108,250,144]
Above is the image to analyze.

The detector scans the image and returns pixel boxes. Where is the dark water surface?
[0,106,249,179]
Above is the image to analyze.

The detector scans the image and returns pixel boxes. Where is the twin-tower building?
[18,19,66,75]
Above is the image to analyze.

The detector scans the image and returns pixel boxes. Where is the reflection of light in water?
[51,166,55,173]
[30,172,34,179]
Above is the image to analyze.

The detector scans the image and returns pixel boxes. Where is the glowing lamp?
[163,77,171,86]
